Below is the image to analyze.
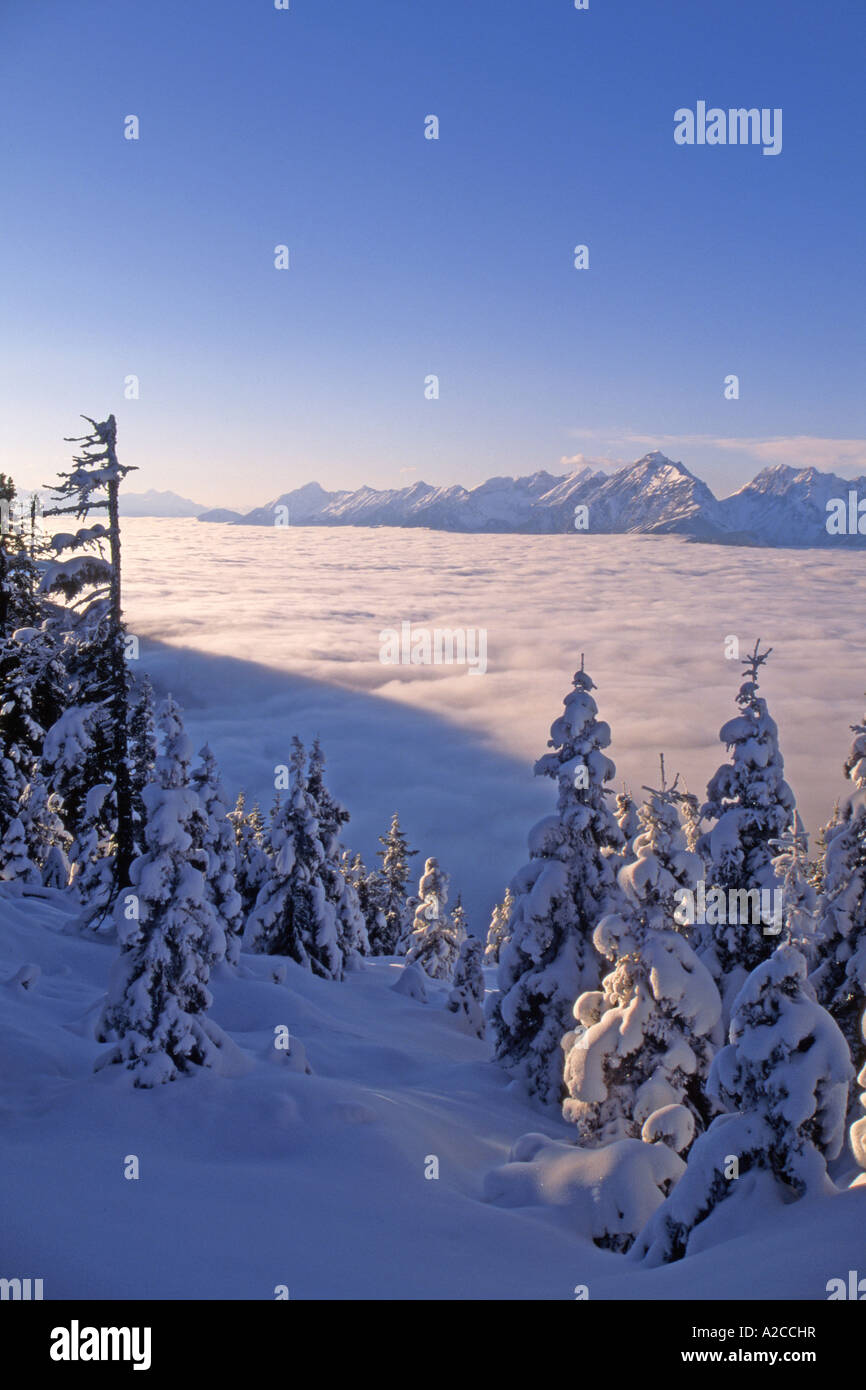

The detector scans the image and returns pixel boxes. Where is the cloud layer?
[121,519,866,927]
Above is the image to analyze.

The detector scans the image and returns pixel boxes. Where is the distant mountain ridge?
[119,489,207,518]
[196,453,866,548]
[17,487,210,520]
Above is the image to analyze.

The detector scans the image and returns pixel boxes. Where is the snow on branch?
[39,554,113,599]
[49,524,109,555]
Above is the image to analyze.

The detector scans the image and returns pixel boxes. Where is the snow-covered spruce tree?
[769,812,818,966]
[42,414,137,899]
[0,621,67,841]
[811,709,866,1098]
[128,676,157,856]
[852,1008,866,1183]
[0,478,64,841]
[68,782,113,906]
[0,473,16,639]
[37,624,119,914]
[397,891,420,955]
[244,738,342,979]
[228,791,270,920]
[615,786,640,854]
[44,697,122,917]
[615,786,640,843]
[18,769,71,888]
[451,894,469,946]
[807,802,839,895]
[678,786,702,856]
[448,936,486,1038]
[697,641,795,996]
[372,811,418,955]
[0,815,41,885]
[490,657,625,1107]
[562,762,720,1151]
[631,945,853,1266]
[485,886,515,965]
[191,745,243,969]
[96,696,230,1087]
[307,738,368,967]
[329,857,370,971]
[405,858,463,981]
[343,850,389,953]
[43,637,121,918]
[0,474,42,639]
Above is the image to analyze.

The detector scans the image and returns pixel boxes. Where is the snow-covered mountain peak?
[195,453,866,547]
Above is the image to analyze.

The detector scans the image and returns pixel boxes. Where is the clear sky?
[1,0,863,508]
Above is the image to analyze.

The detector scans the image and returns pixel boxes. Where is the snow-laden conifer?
[852,1007,866,1181]
[43,415,137,894]
[562,762,720,1151]
[811,708,866,1102]
[0,815,41,885]
[372,812,418,954]
[307,739,368,967]
[191,745,243,968]
[41,702,104,851]
[697,641,795,999]
[18,770,71,888]
[244,738,342,979]
[490,657,625,1106]
[807,803,840,895]
[0,474,42,639]
[769,811,818,965]
[405,858,463,981]
[614,786,640,862]
[96,696,229,1086]
[229,791,269,920]
[678,786,702,856]
[128,676,157,856]
[344,850,389,953]
[448,936,486,1037]
[632,945,852,1265]
[70,782,114,911]
[0,621,66,840]
[484,886,515,965]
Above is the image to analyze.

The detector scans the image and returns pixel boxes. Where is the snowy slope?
[2,885,863,1300]
[200,454,866,546]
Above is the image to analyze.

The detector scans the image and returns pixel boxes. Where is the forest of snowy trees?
[2,417,865,1270]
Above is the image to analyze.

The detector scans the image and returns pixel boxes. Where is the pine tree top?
[47,415,137,518]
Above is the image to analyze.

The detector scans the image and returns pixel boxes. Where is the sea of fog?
[120,519,866,930]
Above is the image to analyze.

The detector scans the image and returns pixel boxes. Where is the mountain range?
[119,489,207,518]
[196,452,866,548]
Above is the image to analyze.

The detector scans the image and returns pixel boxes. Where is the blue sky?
[1,0,863,507]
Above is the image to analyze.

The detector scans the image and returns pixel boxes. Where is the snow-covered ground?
[2,887,863,1300]
[121,519,866,930]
